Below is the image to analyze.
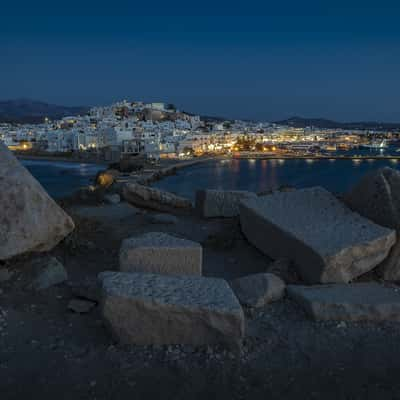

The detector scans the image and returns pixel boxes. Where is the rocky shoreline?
[3,145,400,399]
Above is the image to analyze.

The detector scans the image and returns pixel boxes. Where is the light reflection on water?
[154,158,400,200]
[22,160,104,198]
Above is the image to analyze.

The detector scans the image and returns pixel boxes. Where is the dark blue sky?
[2,1,400,121]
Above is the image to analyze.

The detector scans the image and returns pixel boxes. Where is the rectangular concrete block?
[195,189,257,218]
[119,232,202,276]
[99,271,245,346]
[240,187,396,283]
[288,283,400,321]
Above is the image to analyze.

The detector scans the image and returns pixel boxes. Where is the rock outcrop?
[230,273,285,308]
[345,167,400,280]
[287,283,400,321]
[195,189,257,218]
[119,232,202,276]
[240,187,396,284]
[0,143,75,260]
[123,183,192,212]
[99,271,244,346]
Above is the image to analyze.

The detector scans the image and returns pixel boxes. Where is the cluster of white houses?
[0,100,277,161]
[1,100,382,161]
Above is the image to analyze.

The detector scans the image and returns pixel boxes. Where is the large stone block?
[119,232,202,275]
[98,271,245,346]
[195,189,257,218]
[240,187,396,284]
[123,183,192,212]
[0,143,75,260]
[287,283,400,321]
[345,167,400,280]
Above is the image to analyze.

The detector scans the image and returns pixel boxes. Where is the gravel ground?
[1,202,400,399]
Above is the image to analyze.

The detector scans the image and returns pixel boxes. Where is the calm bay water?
[154,157,400,199]
[22,160,104,198]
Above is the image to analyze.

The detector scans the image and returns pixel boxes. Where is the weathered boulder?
[29,257,68,290]
[0,144,75,260]
[123,183,192,212]
[98,271,244,346]
[287,283,400,321]
[119,232,202,276]
[345,167,400,280]
[68,298,97,313]
[195,189,257,218]
[240,187,396,284]
[230,273,285,308]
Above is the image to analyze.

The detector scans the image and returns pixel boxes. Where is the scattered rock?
[195,189,257,218]
[287,283,400,321]
[68,298,97,313]
[98,271,244,346]
[240,187,396,283]
[0,143,75,260]
[147,213,179,225]
[230,273,285,308]
[104,193,121,204]
[122,183,192,212]
[345,167,400,281]
[119,232,202,276]
[29,257,68,290]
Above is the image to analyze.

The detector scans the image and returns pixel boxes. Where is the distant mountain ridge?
[0,99,89,124]
[275,116,400,130]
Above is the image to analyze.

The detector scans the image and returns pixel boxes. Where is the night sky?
[1,1,400,121]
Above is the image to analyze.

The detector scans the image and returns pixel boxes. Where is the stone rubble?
[119,232,202,276]
[287,283,400,321]
[123,182,192,212]
[240,187,396,283]
[98,271,245,347]
[195,189,257,218]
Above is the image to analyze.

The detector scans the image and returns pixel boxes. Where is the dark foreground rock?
[230,273,285,308]
[123,182,192,212]
[195,189,257,218]
[240,187,396,284]
[0,143,75,260]
[98,271,245,346]
[287,283,400,321]
[28,257,68,291]
[345,167,400,281]
[119,232,202,275]
[147,213,179,225]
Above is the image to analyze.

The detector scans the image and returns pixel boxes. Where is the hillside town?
[1,100,400,163]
